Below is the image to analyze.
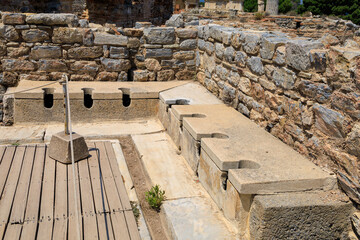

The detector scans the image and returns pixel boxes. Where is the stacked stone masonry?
[196,23,360,206]
[0,13,198,123]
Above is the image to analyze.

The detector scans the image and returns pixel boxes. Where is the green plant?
[254,11,266,20]
[297,0,360,25]
[244,0,258,12]
[279,0,293,14]
[145,185,166,212]
[130,201,140,224]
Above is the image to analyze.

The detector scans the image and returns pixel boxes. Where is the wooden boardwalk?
[0,141,141,240]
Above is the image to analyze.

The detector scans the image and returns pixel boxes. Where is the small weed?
[145,185,166,212]
[11,142,20,146]
[254,12,265,20]
[130,201,140,224]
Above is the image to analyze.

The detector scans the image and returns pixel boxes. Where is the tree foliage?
[279,0,293,14]
[297,0,360,24]
[244,0,258,12]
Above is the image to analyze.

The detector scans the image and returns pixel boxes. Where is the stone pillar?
[258,0,265,12]
[185,0,189,10]
[266,0,279,15]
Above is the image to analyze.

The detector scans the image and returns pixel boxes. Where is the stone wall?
[0,13,198,124]
[0,0,173,27]
[196,24,360,203]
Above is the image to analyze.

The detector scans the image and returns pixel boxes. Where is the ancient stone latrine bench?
[4,80,354,239]
[160,82,352,239]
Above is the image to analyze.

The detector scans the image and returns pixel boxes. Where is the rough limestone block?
[143,27,175,45]
[198,150,226,208]
[48,132,89,164]
[197,150,253,237]
[26,13,79,27]
[181,127,200,173]
[94,33,128,46]
[168,109,182,150]
[285,39,323,71]
[0,25,20,41]
[2,13,26,25]
[158,100,170,130]
[249,191,353,240]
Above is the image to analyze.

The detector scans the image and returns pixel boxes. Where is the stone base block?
[49,131,89,164]
[168,109,182,150]
[199,149,253,237]
[249,191,354,239]
[181,127,200,173]
[158,100,170,130]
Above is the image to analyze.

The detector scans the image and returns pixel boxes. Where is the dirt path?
[118,136,170,240]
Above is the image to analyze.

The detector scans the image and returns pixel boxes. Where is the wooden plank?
[104,142,132,211]
[124,210,141,240]
[8,145,36,224]
[0,145,6,164]
[3,146,36,240]
[0,146,26,239]
[0,146,16,196]
[3,224,22,240]
[78,157,99,240]
[37,147,56,240]
[104,142,141,240]
[95,142,130,240]
[67,162,83,240]
[21,144,46,239]
[87,143,115,240]
[52,161,68,240]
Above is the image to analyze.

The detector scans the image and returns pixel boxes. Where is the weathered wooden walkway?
[0,141,140,240]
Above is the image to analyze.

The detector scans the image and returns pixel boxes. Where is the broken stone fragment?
[346,123,360,158]
[144,27,175,45]
[179,39,197,50]
[243,33,261,55]
[297,80,331,103]
[26,13,79,27]
[109,47,129,59]
[260,35,289,60]
[247,56,264,76]
[145,49,172,59]
[96,72,118,81]
[7,47,30,58]
[272,67,296,89]
[0,72,18,87]
[0,25,20,41]
[52,27,83,44]
[38,60,67,72]
[145,58,161,72]
[285,39,324,71]
[94,33,128,46]
[133,70,150,81]
[175,70,195,80]
[165,14,184,28]
[68,46,103,59]
[313,103,345,138]
[21,29,49,42]
[173,51,195,61]
[100,58,131,72]
[29,46,62,60]
[70,61,99,77]
[2,59,37,72]
[215,43,225,59]
[176,28,197,39]
[2,13,26,25]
